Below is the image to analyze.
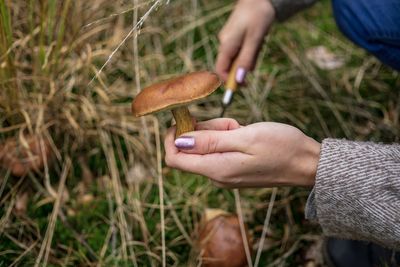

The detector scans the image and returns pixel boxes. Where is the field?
[0,0,399,266]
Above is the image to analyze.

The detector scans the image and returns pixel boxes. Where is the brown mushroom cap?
[0,135,52,177]
[198,209,252,267]
[131,71,221,117]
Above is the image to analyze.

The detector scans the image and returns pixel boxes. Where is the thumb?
[174,129,245,155]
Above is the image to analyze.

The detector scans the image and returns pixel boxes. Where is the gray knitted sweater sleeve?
[269,0,319,21]
[305,139,400,249]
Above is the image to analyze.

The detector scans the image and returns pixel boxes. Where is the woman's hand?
[164,118,321,188]
[216,0,276,82]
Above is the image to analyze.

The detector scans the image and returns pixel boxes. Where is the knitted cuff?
[312,138,400,249]
[269,0,318,21]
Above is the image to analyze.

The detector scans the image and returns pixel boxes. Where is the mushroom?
[198,208,252,267]
[0,135,52,177]
[14,191,29,215]
[131,71,221,137]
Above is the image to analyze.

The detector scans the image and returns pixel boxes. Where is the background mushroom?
[131,71,221,137]
[0,135,52,177]
[197,208,252,267]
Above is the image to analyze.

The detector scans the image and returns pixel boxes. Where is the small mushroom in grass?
[14,191,30,215]
[198,208,252,267]
[131,71,221,137]
[0,135,51,177]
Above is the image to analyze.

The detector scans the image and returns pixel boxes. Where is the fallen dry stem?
[34,157,71,267]
[234,189,253,267]
[153,117,166,267]
[254,187,278,267]
[100,130,138,266]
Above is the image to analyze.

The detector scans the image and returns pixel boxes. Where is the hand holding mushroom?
[164,119,321,188]
[132,71,321,188]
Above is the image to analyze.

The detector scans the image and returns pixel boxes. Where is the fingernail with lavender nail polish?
[235,67,246,83]
[175,136,195,149]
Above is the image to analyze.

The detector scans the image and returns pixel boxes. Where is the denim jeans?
[332,0,400,71]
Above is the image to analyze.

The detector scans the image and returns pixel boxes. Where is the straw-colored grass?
[1,0,399,266]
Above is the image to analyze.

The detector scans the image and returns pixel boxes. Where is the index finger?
[215,44,240,81]
[164,125,249,178]
[195,118,241,131]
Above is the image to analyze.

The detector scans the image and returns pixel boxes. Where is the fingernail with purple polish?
[235,67,246,83]
[175,136,195,149]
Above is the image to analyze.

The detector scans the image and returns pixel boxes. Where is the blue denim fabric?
[332,0,400,71]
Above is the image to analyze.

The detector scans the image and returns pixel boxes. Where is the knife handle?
[225,61,239,92]
[222,61,240,107]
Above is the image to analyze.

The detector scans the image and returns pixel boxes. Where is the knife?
[220,61,240,117]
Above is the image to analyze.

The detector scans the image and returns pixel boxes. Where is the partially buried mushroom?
[0,135,51,177]
[131,71,221,137]
[198,208,252,267]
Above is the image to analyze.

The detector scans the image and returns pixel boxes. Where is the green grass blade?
[47,0,57,45]
[0,0,13,48]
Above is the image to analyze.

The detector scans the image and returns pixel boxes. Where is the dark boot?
[323,238,400,267]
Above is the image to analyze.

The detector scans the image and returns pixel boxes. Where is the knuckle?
[217,43,229,53]
[206,136,219,154]
[166,126,176,137]
[248,30,265,42]
[164,155,170,166]
[226,118,240,129]
[219,42,239,54]
[212,180,228,189]
[210,169,231,184]
[247,131,259,144]
[217,31,228,43]
[238,57,255,70]
[164,154,174,167]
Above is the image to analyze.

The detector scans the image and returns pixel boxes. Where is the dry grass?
[0,0,399,266]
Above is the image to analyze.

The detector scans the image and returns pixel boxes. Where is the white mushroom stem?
[171,106,194,138]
